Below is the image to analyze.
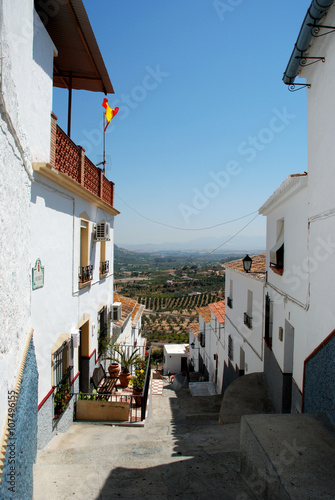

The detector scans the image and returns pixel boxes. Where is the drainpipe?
[0,0,34,182]
[283,0,334,85]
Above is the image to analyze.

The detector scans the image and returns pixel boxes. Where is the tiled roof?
[113,293,137,327]
[189,322,199,337]
[196,306,211,323]
[209,300,225,323]
[224,253,266,279]
[131,303,145,325]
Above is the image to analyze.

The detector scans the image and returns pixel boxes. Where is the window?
[100,240,109,276]
[98,306,108,356]
[270,219,284,273]
[199,332,205,348]
[244,290,253,329]
[227,279,233,309]
[264,293,273,348]
[79,219,93,284]
[228,335,234,361]
[52,337,73,418]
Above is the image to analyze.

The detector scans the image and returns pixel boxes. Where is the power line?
[115,193,258,231]
[195,213,260,260]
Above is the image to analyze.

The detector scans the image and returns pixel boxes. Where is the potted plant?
[104,344,142,387]
[132,369,145,405]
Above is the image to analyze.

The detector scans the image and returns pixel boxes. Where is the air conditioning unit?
[110,302,122,321]
[94,221,110,241]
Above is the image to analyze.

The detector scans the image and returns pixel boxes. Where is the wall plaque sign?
[32,258,44,290]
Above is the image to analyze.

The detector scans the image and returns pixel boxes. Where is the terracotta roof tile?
[113,293,137,327]
[209,300,225,323]
[189,322,199,336]
[224,253,266,279]
[196,305,211,323]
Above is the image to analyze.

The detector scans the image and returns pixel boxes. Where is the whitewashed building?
[259,176,308,413]
[261,0,335,422]
[223,255,266,392]
[188,301,225,393]
[163,344,189,376]
[112,293,145,348]
[0,0,52,495]
[208,301,225,394]
[189,305,211,379]
[29,1,120,450]
[0,0,121,468]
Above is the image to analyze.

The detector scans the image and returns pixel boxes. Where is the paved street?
[33,380,256,499]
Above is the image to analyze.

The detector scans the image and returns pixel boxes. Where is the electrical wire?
[115,193,258,231]
[195,213,260,260]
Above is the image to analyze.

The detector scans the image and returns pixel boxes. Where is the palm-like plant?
[104,343,141,374]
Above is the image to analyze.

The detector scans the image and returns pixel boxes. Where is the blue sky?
[53,0,311,251]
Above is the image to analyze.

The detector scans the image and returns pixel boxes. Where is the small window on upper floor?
[270,219,284,275]
[227,279,233,309]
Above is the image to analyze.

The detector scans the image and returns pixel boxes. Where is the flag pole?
[97,111,106,174]
[103,112,106,174]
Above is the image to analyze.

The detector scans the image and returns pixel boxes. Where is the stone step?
[240,413,335,499]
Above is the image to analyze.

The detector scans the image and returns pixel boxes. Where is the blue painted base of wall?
[0,337,38,500]
[304,332,335,425]
[37,377,79,450]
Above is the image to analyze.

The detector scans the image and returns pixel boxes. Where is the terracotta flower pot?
[133,389,143,406]
[119,371,132,387]
[108,362,120,377]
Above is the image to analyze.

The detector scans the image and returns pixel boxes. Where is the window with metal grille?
[228,335,234,361]
[53,338,73,387]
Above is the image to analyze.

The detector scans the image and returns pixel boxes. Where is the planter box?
[76,400,129,421]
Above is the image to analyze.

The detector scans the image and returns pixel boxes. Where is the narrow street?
[33,379,256,499]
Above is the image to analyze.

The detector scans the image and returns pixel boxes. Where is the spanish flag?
[102,98,119,132]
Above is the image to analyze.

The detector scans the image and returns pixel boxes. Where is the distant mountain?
[117,234,265,254]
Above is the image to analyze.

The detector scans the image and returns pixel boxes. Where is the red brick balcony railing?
[50,113,115,208]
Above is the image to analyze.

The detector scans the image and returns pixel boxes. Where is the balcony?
[100,260,109,277]
[79,265,93,284]
[33,114,119,216]
[244,312,253,329]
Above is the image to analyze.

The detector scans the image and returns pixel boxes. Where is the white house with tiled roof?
[189,301,225,392]
[223,254,266,392]
[112,293,145,348]
[208,301,225,393]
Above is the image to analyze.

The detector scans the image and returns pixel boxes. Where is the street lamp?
[243,254,252,273]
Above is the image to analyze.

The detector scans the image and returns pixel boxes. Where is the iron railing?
[79,265,93,283]
[73,346,151,424]
[100,260,109,275]
[244,312,253,329]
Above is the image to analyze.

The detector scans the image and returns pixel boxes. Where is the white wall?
[2,0,54,164]
[30,175,115,401]
[0,0,53,436]
[225,268,264,375]
[261,179,308,391]
[299,4,335,360]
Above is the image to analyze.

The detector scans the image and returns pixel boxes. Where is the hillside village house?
[189,300,225,393]
[223,254,266,391]
[259,176,308,413]
[112,293,145,348]
[256,0,335,421]
[0,0,123,493]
